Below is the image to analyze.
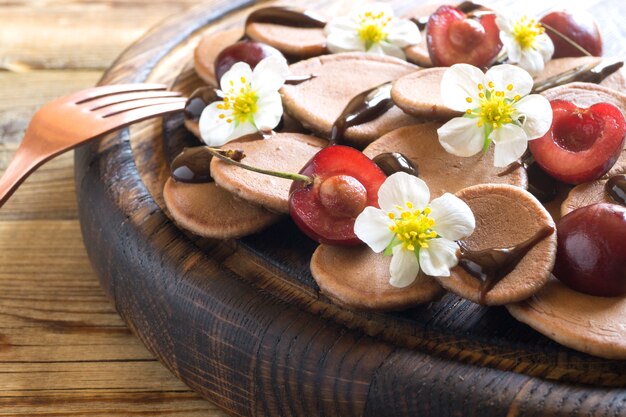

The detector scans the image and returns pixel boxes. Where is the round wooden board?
[74,1,626,416]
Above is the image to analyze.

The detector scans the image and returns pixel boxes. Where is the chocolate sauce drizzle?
[411,1,483,30]
[457,225,555,304]
[184,87,220,122]
[284,74,317,85]
[498,151,558,203]
[373,152,419,177]
[329,82,394,146]
[171,147,214,183]
[246,6,327,28]
[606,174,626,206]
[532,59,624,94]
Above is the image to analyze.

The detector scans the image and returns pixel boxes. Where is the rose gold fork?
[0,83,187,207]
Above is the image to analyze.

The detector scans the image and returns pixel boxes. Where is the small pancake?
[281,52,420,146]
[392,68,462,120]
[507,278,626,360]
[401,2,442,67]
[561,166,626,216]
[194,27,244,86]
[210,133,327,214]
[534,56,626,93]
[310,244,444,311]
[363,122,528,198]
[246,23,326,58]
[163,178,280,239]
[540,82,626,114]
[437,184,557,305]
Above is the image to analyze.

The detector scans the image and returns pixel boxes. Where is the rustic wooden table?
[0,1,228,414]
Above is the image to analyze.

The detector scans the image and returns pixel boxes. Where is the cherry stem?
[541,22,593,57]
[204,146,313,185]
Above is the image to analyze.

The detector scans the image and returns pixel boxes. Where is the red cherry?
[539,10,602,58]
[554,203,626,297]
[214,40,284,82]
[289,146,387,245]
[529,100,626,184]
[427,5,502,68]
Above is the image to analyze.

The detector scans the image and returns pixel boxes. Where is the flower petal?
[199,102,236,146]
[326,31,366,54]
[419,238,459,277]
[437,116,485,157]
[517,48,545,76]
[515,94,552,139]
[440,64,486,111]
[220,61,252,92]
[500,34,522,63]
[386,18,421,47]
[429,193,476,241]
[491,123,529,167]
[535,33,554,62]
[252,55,289,93]
[353,206,395,253]
[389,245,420,288]
[486,64,533,98]
[377,172,430,214]
[253,91,283,131]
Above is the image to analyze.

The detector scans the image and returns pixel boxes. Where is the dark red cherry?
[214,40,284,82]
[529,100,626,184]
[539,10,602,58]
[554,203,626,297]
[427,5,502,68]
[289,146,387,245]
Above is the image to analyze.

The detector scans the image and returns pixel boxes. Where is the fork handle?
[0,145,47,208]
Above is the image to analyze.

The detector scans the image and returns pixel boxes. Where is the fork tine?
[70,83,169,104]
[88,90,183,111]
[100,100,187,127]
[97,97,187,118]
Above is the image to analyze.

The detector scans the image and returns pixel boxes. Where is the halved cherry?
[529,100,626,184]
[289,146,386,245]
[426,5,502,68]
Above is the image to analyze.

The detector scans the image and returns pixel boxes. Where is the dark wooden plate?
[74,0,626,415]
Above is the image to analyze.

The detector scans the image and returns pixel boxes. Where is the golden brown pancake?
[436,184,557,305]
[540,82,626,113]
[310,244,444,311]
[246,23,326,58]
[210,133,327,214]
[281,52,420,146]
[363,122,527,198]
[507,278,626,360]
[194,27,244,86]
[391,67,461,120]
[163,178,280,239]
[561,166,626,216]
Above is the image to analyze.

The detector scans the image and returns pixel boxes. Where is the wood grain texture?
[72,0,626,417]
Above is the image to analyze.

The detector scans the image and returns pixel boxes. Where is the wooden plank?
[0,220,227,415]
[0,2,199,71]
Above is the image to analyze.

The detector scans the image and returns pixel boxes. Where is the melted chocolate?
[532,59,624,94]
[330,82,394,146]
[246,6,326,28]
[498,151,558,203]
[184,87,220,122]
[458,225,555,304]
[284,74,316,85]
[606,174,626,206]
[373,153,419,177]
[171,147,214,184]
[411,1,482,30]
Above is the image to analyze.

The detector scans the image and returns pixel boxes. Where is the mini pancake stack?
[163,4,626,359]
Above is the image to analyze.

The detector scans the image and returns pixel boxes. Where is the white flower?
[437,64,552,167]
[354,172,475,288]
[496,13,554,75]
[199,55,289,146]
[324,2,421,60]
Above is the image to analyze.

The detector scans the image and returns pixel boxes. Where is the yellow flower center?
[217,76,258,125]
[357,11,392,50]
[465,82,521,132]
[388,204,438,252]
[511,16,545,50]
